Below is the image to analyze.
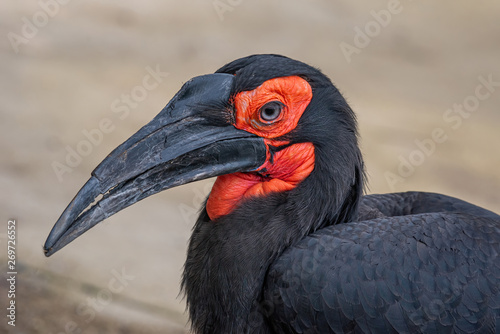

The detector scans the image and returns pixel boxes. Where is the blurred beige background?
[1,1,499,333]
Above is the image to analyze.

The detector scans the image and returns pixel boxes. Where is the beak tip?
[43,176,103,257]
[43,229,62,255]
[43,244,54,257]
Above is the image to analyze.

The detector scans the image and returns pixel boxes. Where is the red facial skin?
[206,76,315,220]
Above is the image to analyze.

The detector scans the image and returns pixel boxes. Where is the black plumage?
[44,55,500,334]
[265,193,499,333]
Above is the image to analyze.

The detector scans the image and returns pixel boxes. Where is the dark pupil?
[261,102,282,121]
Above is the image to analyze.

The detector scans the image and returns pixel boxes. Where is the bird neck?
[183,175,363,333]
[183,207,289,333]
[183,141,364,333]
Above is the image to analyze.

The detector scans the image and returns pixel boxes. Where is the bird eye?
[259,101,284,122]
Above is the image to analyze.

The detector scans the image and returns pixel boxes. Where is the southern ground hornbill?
[45,55,500,333]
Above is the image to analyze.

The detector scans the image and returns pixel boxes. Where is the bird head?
[44,54,364,256]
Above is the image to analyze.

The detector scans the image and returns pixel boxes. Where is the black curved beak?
[44,73,267,256]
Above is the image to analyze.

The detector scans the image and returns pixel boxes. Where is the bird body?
[266,192,499,333]
[44,55,500,333]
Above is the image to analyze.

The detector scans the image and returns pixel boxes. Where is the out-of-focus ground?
[1,1,499,333]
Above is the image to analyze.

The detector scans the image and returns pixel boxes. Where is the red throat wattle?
[206,76,315,220]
